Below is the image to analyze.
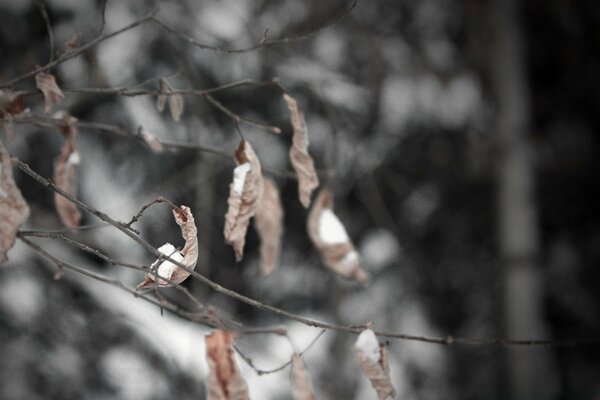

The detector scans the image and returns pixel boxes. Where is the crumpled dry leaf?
[36,72,64,114]
[205,330,249,400]
[0,140,30,264]
[53,112,81,227]
[254,177,284,275]
[284,93,319,208]
[139,127,164,153]
[291,353,316,400]
[353,329,396,400]
[307,188,369,284]
[224,140,263,262]
[137,205,198,289]
[0,89,25,142]
[156,79,184,122]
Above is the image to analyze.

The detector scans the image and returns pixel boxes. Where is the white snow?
[232,162,251,195]
[338,250,359,274]
[355,329,380,363]
[150,243,184,281]
[67,151,80,165]
[318,209,349,244]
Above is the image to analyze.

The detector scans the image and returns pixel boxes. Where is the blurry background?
[1,0,600,399]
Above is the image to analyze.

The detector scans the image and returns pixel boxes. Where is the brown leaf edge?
[205,330,249,400]
[254,177,284,275]
[35,72,64,114]
[291,353,317,400]
[0,89,25,142]
[0,140,30,264]
[283,93,319,208]
[307,188,369,284]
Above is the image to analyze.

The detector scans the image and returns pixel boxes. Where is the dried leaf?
[205,330,249,400]
[169,92,184,122]
[254,177,284,275]
[0,140,30,264]
[53,113,81,227]
[284,93,319,208]
[353,329,396,400]
[291,354,316,400]
[307,188,369,284]
[224,140,263,261]
[139,128,164,153]
[35,72,64,114]
[63,33,81,53]
[137,205,198,289]
[156,79,169,113]
[0,90,25,142]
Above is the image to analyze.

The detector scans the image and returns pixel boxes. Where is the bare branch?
[39,2,55,63]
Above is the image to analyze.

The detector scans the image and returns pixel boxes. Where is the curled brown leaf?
[291,353,316,400]
[284,93,319,208]
[307,188,369,284]
[254,177,284,275]
[35,72,64,114]
[353,329,397,400]
[137,205,198,289]
[0,140,30,264]
[0,89,25,142]
[53,112,81,228]
[224,140,263,262]
[156,79,184,121]
[205,330,249,400]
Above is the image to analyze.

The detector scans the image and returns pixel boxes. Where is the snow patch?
[318,209,349,244]
[151,243,184,281]
[67,151,80,165]
[232,162,251,195]
[355,329,380,363]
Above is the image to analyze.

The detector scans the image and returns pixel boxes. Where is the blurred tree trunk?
[490,0,557,399]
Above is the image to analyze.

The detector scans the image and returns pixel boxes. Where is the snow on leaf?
[35,72,64,114]
[137,205,198,289]
[291,353,316,400]
[139,128,164,153]
[224,140,263,262]
[307,188,369,284]
[353,329,397,400]
[0,140,30,264]
[53,112,81,228]
[283,93,319,208]
[205,330,249,400]
[254,177,284,275]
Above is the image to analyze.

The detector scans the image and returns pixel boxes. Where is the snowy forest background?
[1,0,600,399]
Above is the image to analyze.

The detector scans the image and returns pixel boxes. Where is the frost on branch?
[156,78,184,122]
[224,140,263,262]
[137,205,198,289]
[35,72,64,114]
[254,177,284,275]
[205,330,249,400]
[0,140,30,264]
[283,93,319,208]
[53,112,81,228]
[307,188,369,284]
[353,329,397,400]
[291,353,316,400]
[0,89,25,142]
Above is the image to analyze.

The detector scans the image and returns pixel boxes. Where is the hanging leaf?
[224,140,263,261]
[156,79,184,121]
[62,33,81,53]
[353,329,396,400]
[53,112,81,228]
[156,79,169,113]
[283,93,319,208]
[205,330,249,400]
[35,72,64,114]
[307,188,369,284]
[169,91,184,122]
[291,353,316,400]
[0,89,25,142]
[254,177,284,275]
[137,205,198,289]
[0,140,30,264]
[139,127,164,153]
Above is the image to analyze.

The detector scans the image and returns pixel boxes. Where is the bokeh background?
[1,0,599,399]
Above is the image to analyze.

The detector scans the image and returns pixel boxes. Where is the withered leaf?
[0,89,25,142]
[307,188,369,284]
[0,140,30,264]
[169,91,184,122]
[139,128,164,153]
[62,33,81,53]
[156,79,168,113]
[156,79,184,121]
[284,93,319,208]
[353,329,396,400]
[53,112,81,228]
[35,72,64,114]
[254,177,284,275]
[205,330,249,400]
[224,140,263,262]
[291,353,316,400]
[137,205,198,289]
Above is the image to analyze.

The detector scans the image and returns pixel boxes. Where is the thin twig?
[39,2,55,63]
[204,93,281,134]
